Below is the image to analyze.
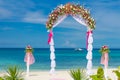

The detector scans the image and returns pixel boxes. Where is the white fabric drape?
[53,15,67,28]
[49,36,56,74]
[71,13,94,75]
[73,15,93,75]
[104,66,108,79]
[86,31,93,75]
[26,54,30,76]
[48,14,94,75]
[72,15,87,26]
[49,15,67,74]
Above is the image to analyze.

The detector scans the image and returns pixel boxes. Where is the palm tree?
[3,66,24,80]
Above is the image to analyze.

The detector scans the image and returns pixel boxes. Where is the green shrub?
[69,68,87,80]
[90,67,106,80]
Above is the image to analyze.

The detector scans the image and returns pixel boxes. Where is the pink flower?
[102,45,108,49]
[26,45,32,49]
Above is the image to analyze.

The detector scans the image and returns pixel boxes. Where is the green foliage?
[3,66,24,80]
[0,77,4,80]
[113,66,120,80]
[107,77,112,80]
[25,45,33,53]
[69,68,87,80]
[25,48,33,53]
[99,45,110,54]
[90,67,106,80]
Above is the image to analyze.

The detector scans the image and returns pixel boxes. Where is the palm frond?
[69,68,87,80]
[4,66,24,80]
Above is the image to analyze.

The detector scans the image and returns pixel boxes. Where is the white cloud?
[63,40,76,47]
[0,8,12,19]
[89,0,120,7]
[0,0,51,23]
[93,8,120,33]
[22,11,47,24]
[0,0,35,21]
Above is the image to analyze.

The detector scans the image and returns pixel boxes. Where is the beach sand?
[0,68,118,80]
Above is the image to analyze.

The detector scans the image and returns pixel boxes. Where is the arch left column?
[48,30,56,74]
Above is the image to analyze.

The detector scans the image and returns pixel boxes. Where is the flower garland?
[99,45,110,54]
[25,45,33,53]
[46,3,95,30]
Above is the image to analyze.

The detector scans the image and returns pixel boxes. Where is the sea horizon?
[0,47,120,49]
[0,48,120,71]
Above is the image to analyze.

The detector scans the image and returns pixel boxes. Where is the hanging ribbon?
[86,30,92,49]
[48,30,53,44]
[100,53,109,67]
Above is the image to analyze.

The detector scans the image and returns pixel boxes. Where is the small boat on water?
[75,48,83,51]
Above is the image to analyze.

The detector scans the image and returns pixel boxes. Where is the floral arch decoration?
[46,3,96,75]
[46,3,95,30]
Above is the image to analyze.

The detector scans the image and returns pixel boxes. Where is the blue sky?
[0,0,120,48]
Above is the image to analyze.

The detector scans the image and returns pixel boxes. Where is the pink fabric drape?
[24,52,35,65]
[101,53,109,67]
[86,30,92,49]
[48,30,53,44]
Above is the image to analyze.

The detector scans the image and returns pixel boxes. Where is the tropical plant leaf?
[0,77,4,80]
[69,68,87,80]
[90,67,106,80]
[113,70,120,78]
[3,66,24,80]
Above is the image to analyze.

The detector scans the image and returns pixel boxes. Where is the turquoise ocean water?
[0,48,120,71]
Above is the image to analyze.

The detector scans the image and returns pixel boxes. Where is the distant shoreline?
[0,48,120,50]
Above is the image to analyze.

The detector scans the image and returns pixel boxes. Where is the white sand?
[0,68,118,80]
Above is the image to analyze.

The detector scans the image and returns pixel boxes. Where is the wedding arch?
[46,3,95,75]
